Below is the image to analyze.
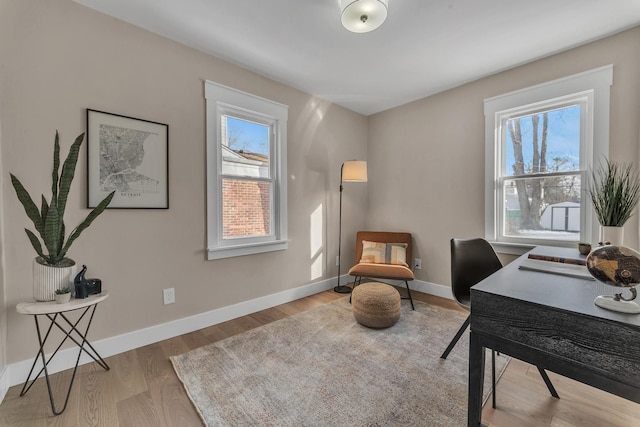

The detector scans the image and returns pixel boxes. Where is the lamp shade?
[341,0,388,33]
[342,160,368,182]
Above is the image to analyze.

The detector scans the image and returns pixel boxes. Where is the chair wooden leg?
[349,277,363,304]
[536,366,560,399]
[403,281,415,310]
[440,315,470,359]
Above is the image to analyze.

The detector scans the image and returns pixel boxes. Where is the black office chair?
[440,238,559,408]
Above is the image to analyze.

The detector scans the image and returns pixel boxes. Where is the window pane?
[222,178,271,238]
[505,105,581,177]
[503,175,581,241]
[221,116,270,178]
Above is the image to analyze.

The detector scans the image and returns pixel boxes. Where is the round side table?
[16,291,110,415]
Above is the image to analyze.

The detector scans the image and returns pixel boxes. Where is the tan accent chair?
[348,231,415,309]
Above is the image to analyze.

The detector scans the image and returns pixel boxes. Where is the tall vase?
[599,226,624,246]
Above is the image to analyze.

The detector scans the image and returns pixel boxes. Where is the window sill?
[490,240,580,256]
[489,242,535,256]
[207,239,288,260]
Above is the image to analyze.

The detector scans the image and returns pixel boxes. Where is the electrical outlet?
[336,255,340,266]
[414,258,422,270]
[163,288,175,305]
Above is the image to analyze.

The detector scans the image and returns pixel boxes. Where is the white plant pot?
[599,226,624,246]
[33,257,77,302]
[55,292,71,304]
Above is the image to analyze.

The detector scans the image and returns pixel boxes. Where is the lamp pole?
[334,162,352,293]
[334,160,367,293]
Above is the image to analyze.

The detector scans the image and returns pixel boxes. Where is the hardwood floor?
[1,288,638,426]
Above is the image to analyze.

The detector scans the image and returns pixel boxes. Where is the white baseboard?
[7,276,335,388]
[412,279,454,300]
[0,365,8,404]
[5,275,451,388]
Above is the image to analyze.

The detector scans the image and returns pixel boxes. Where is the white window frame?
[205,81,288,260]
[484,65,613,255]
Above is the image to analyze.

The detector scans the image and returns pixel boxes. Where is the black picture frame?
[86,109,169,209]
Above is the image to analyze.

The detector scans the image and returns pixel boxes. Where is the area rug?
[171,297,509,426]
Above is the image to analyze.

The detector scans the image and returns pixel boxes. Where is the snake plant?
[10,131,115,266]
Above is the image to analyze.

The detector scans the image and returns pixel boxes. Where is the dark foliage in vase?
[588,159,640,227]
[10,131,114,266]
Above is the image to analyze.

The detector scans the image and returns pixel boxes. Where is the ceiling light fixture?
[341,0,388,33]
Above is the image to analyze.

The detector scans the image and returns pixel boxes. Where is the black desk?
[467,247,640,426]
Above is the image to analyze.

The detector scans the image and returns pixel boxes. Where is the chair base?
[440,316,470,360]
[440,314,559,408]
[537,366,560,399]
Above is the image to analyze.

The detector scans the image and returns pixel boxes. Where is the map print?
[99,124,160,196]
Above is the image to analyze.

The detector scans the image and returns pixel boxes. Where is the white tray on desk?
[518,259,594,280]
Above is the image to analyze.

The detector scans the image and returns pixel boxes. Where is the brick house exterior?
[221,146,271,238]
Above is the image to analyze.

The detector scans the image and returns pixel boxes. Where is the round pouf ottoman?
[352,282,401,328]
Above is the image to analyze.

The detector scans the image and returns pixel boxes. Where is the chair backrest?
[450,238,502,307]
[354,231,412,266]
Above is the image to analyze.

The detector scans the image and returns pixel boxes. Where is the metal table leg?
[19,304,110,415]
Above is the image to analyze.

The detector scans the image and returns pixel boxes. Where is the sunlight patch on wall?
[310,203,324,280]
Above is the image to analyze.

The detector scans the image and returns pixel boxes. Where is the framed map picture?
[87,109,169,209]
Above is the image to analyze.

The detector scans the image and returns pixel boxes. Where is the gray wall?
[1,0,639,368]
[367,26,640,286]
[0,0,368,364]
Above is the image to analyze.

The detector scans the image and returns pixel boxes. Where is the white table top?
[16,291,109,315]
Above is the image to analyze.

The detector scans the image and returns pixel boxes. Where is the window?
[485,66,613,254]
[205,81,288,260]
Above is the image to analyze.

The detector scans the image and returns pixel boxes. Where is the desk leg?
[468,331,485,427]
[19,305,109,415]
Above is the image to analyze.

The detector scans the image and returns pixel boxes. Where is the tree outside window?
[502,105,582,240]
[485,66,612,252]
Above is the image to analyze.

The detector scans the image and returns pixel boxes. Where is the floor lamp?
[335,160,368,293]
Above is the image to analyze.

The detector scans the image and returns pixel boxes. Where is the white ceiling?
[75,0,640,116]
